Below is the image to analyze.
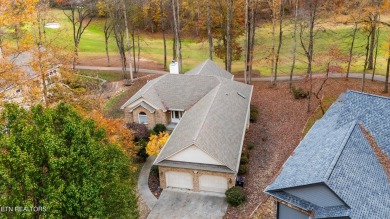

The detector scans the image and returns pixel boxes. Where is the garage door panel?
[199,175,228,193]
[166,171,193,190]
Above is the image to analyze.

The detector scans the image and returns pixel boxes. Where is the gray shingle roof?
[155,78,252,172]
[120,74,221,110]
[265,90,390,219]
[185,59,233,79]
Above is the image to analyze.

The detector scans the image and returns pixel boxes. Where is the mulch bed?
[224,78,390,218]
[148,172,162,199]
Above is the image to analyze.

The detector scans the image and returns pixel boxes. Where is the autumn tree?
[57,0,98,70]
[97,0,114,66]
[146,131,169,156]
[89,110,138,156]
[0,103,139,218]
[213,0,245,71]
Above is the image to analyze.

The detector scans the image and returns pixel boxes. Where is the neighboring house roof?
[1,50,60,94]
[265,91,390,218]
[185,59,234,80]
[155,78,252,172]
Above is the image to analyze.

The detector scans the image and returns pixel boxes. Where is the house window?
[171,111,183,123]
[138,112,148,124]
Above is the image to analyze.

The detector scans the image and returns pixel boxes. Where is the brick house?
[121,60,252,194]
[264,91,390,219]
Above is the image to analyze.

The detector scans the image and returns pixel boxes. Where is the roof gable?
[185,59,233,79]
[265,121,356,191]
[166,145,223,166]
[335,91,390,155]
[265,91,390,218]
[121,74,221,111]
[327,125,390,219]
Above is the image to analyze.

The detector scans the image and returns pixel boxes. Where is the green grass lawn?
[78,69,124,82]
[46,9,390,76]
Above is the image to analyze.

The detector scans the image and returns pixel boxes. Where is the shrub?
[136,139,149,162]
[153,124,167,133]
[240,155,249,165]
[248,143,255,150]
[148,129,157,136]
[127,123,149,141]
[225,186,246,206]
[150,165,159,178]
[238,164,247,175]
[250,104,259,123]
[291,86,309,99]
[242,149,249,159]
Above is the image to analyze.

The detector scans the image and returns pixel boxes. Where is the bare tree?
[313,62,330,115]
[299,0,319,112]
[60,0,97,70]
[367,13,379,70]
[172,0,182,73]
[346,20,358,79]
[269,0,276,83]
[103,17,113,66]
[248,0,257,84]
[207,0,213,60]
[274,0,284,86]
[110,0,127,78]
[289,0,298,88]
[385,45,390,93]
[226,0,233,72]
[244,0,249,83]
[123,0,133,82]
[372,25,380,80]
[159,0,167,70]
[362,30,373,92]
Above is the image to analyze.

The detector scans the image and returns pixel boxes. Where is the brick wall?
[159,166,236,192]
[124,105,170,130]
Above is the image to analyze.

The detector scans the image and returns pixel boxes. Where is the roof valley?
[324,122,357,181]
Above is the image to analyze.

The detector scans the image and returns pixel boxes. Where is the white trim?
[171,110,184,123]
[126,98,159,112]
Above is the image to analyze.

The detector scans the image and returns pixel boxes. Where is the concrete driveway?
[147,189,228,219]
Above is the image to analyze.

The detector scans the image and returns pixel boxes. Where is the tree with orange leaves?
[89,110,139,157]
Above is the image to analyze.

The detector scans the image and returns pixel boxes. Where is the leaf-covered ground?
[225,78,390,219]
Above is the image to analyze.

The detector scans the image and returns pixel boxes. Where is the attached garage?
[199,175,228,193]
[165,171,193,190]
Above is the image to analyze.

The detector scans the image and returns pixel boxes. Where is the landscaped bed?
[224,78,390,218]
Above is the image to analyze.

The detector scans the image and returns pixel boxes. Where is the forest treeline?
[1,0,390,105]
[47,0,390,91]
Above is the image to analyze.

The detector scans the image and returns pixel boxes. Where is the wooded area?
[53,0,390,93]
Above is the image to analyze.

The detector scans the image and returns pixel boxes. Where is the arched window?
[138,112,148,124]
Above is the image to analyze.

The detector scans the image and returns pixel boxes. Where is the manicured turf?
[78,69,124,82]
[46,9,390,76]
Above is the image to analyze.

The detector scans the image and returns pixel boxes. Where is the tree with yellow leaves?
[146,131,169,156]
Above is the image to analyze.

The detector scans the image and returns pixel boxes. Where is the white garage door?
[199,175,228,193]
[165,171,193,190]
